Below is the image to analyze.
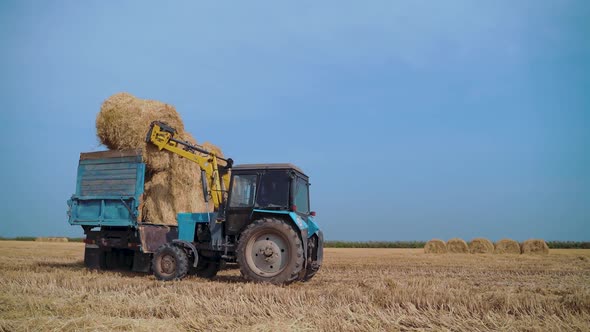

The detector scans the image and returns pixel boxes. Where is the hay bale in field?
[521,239,549,255]
[494,239,521,254]
[35,237,68,242]
[424,239,447,254]
[97,93,220,225]
[446,238,468,253]
[469,238,494,254]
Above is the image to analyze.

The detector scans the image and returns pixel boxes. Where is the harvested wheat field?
[1,242,589,331]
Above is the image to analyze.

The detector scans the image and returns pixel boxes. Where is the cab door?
[292,176,310,217]
[225,173,258,235]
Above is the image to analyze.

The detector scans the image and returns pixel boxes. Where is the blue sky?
[0,1,588,241]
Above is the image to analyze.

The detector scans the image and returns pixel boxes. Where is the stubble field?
[0,241,589,331]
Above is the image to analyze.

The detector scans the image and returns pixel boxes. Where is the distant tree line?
[546,241,590,249]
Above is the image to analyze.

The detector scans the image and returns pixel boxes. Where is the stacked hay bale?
[446,238,468,253]
[494,239,521,254]
[521,239,549,255]
[96,93,219,225]
[468,238,494,254]
[424,239,447,254]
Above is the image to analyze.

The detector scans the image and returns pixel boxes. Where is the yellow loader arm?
[146,121,233,211]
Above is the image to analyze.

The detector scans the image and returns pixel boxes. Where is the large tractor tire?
[152,243,189,281]
[237,218,304,285]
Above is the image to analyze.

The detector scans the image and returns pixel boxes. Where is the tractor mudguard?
[251,209,321,238]
[251,209,321,267]
[306,217,320,237]
[172,239,199,267]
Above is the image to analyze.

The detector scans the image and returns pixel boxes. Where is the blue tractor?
[68,122,323,284]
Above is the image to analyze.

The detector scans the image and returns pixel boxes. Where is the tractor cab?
[225,164,312,236]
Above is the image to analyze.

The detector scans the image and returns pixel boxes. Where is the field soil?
[1,241,589,331]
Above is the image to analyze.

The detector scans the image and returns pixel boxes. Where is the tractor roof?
[232,163,307,176]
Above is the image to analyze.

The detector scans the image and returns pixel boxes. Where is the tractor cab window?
[294,177,310,214]
[256,171,290,209]
[229,174,257,208]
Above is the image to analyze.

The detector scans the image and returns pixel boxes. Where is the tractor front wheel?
[152,243,189,281]
[237,218,304,285]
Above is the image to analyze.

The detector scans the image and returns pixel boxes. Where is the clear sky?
[0,1,588,241]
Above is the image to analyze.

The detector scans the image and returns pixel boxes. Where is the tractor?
[146,121,323,284]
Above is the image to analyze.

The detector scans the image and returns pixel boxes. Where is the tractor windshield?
[256,171,290,209]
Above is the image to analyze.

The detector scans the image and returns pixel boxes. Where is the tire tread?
[152,243,189,281]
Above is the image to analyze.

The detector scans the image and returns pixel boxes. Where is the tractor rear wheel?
[152,243,189,281]
[237,218,304,285]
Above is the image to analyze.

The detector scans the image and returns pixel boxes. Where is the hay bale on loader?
[96,92,185,171]
[424,239,447,254]
[469,238,494,254]
[446,238,468,253]
[521,239,549,255]
[96,93,217,225]
[494,239,521,254]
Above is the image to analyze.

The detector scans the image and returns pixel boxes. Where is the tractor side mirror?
[310,211,316,217]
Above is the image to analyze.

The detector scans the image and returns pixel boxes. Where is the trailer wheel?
[104,251,116,270]
[83,248,106,270]
[237,218,304,285]
[152,243,189,281]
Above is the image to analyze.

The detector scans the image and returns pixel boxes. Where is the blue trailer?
[67,149,177,272]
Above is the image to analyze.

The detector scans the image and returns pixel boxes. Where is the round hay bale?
[446,238,468,253]
[521,239,549,255]
[424,239,447,254]
[468,238,494,254]
[96,92,185,171]
[494,239,521,254]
